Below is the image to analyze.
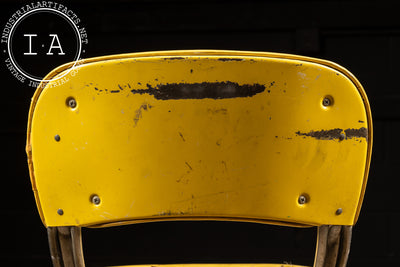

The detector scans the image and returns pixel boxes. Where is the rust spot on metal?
[296,127,368,140]
[130,81,266,100]
[218,58,244,61]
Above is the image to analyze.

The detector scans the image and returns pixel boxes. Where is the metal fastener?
[322,97,331,107]
[91,195,101,205]
[67,97,77,108]
[336,208,343,215]
[57,209,64,215]
[54,135,61,142]
[339,133,346,141]
[298,195,307,205]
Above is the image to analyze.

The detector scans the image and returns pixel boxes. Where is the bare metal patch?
[217,58,244,61]
[130,81,266,100]
[344,127,368,139]
[164,57,185,60]
[296,127,368,140]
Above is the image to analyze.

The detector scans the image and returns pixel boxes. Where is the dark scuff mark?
[110,90,120,93]
[133,103,153,127]
[185,162,193,171]
[218,58,244,62]
[179,132,185,142]
[118,84,124,90]
[269,81,275,88]
[296,128,343,140]
[94,87,98,90]
[295,63,303,66]
[221,161,227,171]
[127,83,131,88]
[156,210,186,216]
[345,127,368,139]
[296,127,368,140]
[208,108,227,115]
[130,81,266,100]
[358,120,364,123]
[165,57,185,60]
[190,69,193,73]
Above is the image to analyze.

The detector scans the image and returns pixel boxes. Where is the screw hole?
[336,208,343,215]
[90,194,101,205]
[298,194,308,205]
[322,96,334,107]
[66,97,77,109]
[57,209,64,215]
[54,134,61,142]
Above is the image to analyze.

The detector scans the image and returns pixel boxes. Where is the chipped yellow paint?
[26,50,372,228]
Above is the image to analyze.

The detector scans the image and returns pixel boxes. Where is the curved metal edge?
[83,216,316,229]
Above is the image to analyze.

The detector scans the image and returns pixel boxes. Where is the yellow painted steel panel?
[26,50,372,228]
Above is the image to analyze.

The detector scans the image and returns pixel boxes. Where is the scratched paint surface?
[28,52,371,227]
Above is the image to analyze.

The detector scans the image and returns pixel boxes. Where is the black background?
[1,0,399,266]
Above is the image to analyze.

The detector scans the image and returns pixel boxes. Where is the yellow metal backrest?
[26,50,372,228]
